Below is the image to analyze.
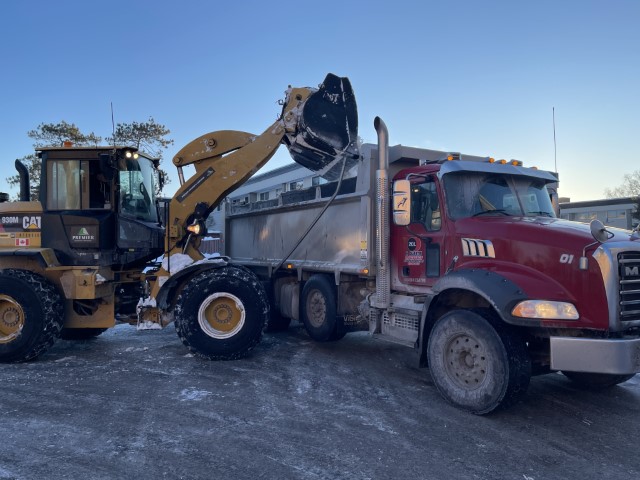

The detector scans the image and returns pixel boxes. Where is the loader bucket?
[285,73,359,180]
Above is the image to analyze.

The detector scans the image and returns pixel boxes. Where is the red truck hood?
[452,216,638,330]
[455,216,635,251]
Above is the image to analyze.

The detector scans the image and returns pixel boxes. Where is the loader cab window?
[410,179,441,231]
[118,154,158,223]
[46,160,110,210]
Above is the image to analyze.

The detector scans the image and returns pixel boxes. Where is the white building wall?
[560,199,636,229]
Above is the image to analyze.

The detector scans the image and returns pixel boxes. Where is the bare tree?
[6,122,102,200]
[604,170,640,223]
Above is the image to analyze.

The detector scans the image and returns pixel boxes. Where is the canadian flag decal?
[16,238,29,247]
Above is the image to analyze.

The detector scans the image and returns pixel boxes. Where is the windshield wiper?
[527,211,554,217]
[472,209,510,217]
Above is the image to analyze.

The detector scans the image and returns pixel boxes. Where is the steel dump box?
[225,166,376,278]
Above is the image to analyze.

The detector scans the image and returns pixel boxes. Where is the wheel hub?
[444,333,489,390]
[307,290,327,328]
[198,292,246,340]
[0,294,25,343]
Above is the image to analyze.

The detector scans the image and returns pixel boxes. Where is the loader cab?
[39,146,164,267]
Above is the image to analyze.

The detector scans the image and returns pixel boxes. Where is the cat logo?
[23,216,41,229]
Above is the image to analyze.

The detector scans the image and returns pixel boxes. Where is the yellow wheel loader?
[0,73,358,362]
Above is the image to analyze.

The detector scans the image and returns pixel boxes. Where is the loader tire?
[427,309,531,415]
[174,266,269,360]
[60,328,107,340]
[301,274,343,342]
[562,371,635,389]
[0,269,64,362]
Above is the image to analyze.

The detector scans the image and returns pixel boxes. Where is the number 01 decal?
[560,254,574,264]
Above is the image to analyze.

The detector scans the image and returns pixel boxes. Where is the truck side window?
[410,180,441,231]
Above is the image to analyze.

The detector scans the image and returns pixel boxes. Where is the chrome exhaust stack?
[373,116,390,309]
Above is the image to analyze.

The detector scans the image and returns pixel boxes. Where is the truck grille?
[618,252,640,323]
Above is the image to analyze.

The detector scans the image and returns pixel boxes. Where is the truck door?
[392,176,446,288]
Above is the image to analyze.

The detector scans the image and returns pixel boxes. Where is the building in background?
[559,197,638,230]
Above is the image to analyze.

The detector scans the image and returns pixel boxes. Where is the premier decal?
[72,227,96,242]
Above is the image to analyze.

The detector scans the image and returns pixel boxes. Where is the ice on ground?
[179,388,212,401]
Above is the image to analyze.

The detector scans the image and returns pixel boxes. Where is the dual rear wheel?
[301,275,345,342]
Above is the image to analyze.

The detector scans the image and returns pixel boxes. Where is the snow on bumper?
[550,337,640,375]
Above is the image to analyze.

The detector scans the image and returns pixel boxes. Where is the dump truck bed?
[225,173,376,278]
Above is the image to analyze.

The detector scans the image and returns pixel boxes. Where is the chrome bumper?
[550,337,640,374]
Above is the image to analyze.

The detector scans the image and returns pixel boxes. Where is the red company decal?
[404,237,424,265]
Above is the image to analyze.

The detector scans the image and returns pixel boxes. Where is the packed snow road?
[0,323,638,480]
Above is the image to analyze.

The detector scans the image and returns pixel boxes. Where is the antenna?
[111,102,116,150]
[553,107,557,173]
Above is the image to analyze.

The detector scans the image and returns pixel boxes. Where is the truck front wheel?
[562,371,635,389]
[301,275,343,342]
[427,309,531,414]
[0,269,64,362]
[174,266,269,360]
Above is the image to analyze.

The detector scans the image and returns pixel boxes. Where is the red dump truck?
[224,117,640,414]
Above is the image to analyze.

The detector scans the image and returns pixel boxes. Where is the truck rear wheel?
[0,269,64,362]
[562,371,635,389]
[427,309,531,414]
[174,266,269,360]
[301,275,343,342]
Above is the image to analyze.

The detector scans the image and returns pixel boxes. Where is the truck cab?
[391,160,558,290]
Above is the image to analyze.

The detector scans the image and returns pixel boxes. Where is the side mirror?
[590,219,610,243]
[393,179,411,226]
[99,153,116,182]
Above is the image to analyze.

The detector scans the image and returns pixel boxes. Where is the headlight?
[187,223,202,235]
[186,220,206,237]
[511,300,579,320]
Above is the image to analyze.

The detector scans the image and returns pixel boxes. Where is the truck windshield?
[119,154,158,223]
[443,172,556,220]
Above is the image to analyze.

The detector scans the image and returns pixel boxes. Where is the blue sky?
[1,0,638,201]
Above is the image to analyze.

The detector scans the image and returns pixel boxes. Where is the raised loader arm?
[145,74,358,305]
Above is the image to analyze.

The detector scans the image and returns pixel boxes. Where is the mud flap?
[285,73,360,180]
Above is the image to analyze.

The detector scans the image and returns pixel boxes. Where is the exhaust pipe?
[373,117,390,309]
[15,160,30,201]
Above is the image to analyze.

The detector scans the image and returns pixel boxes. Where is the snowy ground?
[1,323,639,480]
